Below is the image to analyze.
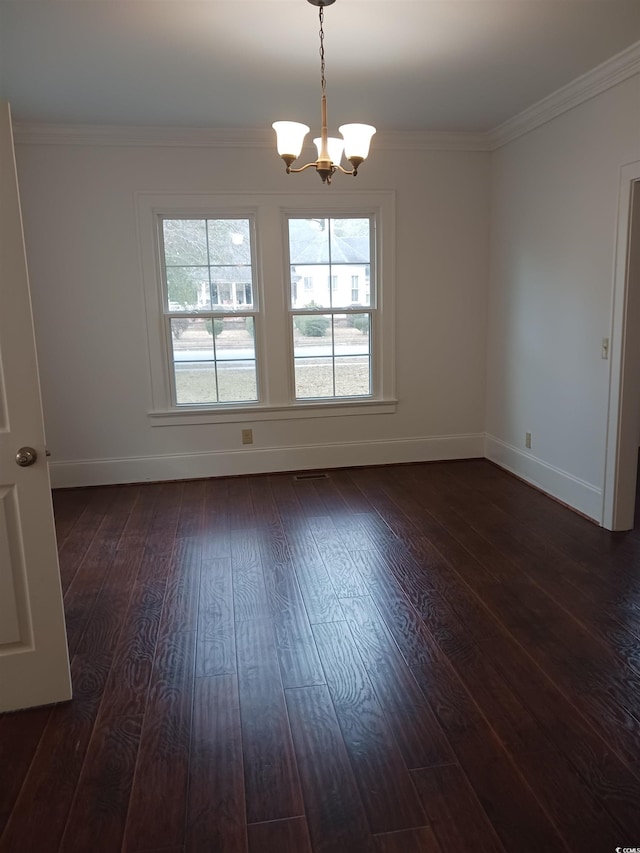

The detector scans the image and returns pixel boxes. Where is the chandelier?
[272,0,376,184]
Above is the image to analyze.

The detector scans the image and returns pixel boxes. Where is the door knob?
[15,447,38,467]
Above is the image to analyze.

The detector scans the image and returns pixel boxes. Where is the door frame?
[603,161,640,530]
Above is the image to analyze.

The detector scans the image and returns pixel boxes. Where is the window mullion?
[204,219,220,403]
[331,313,337,397]
[259,205,291,405]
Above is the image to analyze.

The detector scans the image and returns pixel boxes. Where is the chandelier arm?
[286,161,322,174]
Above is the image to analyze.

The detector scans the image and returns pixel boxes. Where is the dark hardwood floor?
[2,459,640,852]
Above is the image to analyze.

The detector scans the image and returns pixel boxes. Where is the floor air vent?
[293,472,330,481]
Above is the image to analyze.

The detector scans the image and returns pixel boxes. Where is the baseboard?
[484,434,603,523]
[49,433,485,488]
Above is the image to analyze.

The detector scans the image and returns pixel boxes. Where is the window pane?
[215,316,256,361]
[288,218,330,264]
[171,316,213,357]
[169,316,193,343]
[207,219,252,264]
[210,266,253,309]
[295,357,334,399]
[291,265,330,309]
[167,266,211,311]
[293,314,333,356]
[171,316,217,405]
[330,219,371,308]
[213,313,257,403]
[331,218,371,259]
[163,219,208,266]
[217,360,258,403]
[175,362,218,405]
[329,265,371,308]
[343,314,370,354]
[335,356,371,397]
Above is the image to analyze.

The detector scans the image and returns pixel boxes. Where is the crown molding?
[375,130,490,151]
[11,124,275,148]
[11,122,491,151]
[487,39,640,150]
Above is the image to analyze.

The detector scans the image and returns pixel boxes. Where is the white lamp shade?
[314,136,344,165]
[338,123,376,160]
[272,121,310,159]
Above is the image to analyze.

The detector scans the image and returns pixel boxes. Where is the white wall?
[485,75,640,521]
[16,139,490,486]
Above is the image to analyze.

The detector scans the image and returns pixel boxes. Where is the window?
[161,217,258,405]
[351,274,360,303]
[289,217,373,400]
[138,191,395,424]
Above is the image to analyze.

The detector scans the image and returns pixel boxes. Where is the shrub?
[171,317,191,339]
[348,314,369,334]
[294,314,330,337]
[204,318,224,337]
[294,302,330,337]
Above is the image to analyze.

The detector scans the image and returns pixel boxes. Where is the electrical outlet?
[525,432,532,449]
[241,428,253,445]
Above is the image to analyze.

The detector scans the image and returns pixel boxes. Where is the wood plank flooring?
[2,460,640,852]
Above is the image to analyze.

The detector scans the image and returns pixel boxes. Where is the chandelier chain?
[319,5,326,96]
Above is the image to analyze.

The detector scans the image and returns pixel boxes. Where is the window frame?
[159,215,260,408]
[286,213,376,402]
[137,191,396,426]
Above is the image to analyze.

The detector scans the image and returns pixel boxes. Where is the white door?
[0,100,72,712]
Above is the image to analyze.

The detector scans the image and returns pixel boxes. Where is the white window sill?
[148,399,397,426]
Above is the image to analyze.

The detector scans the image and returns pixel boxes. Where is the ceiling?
[1,1,640,133]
